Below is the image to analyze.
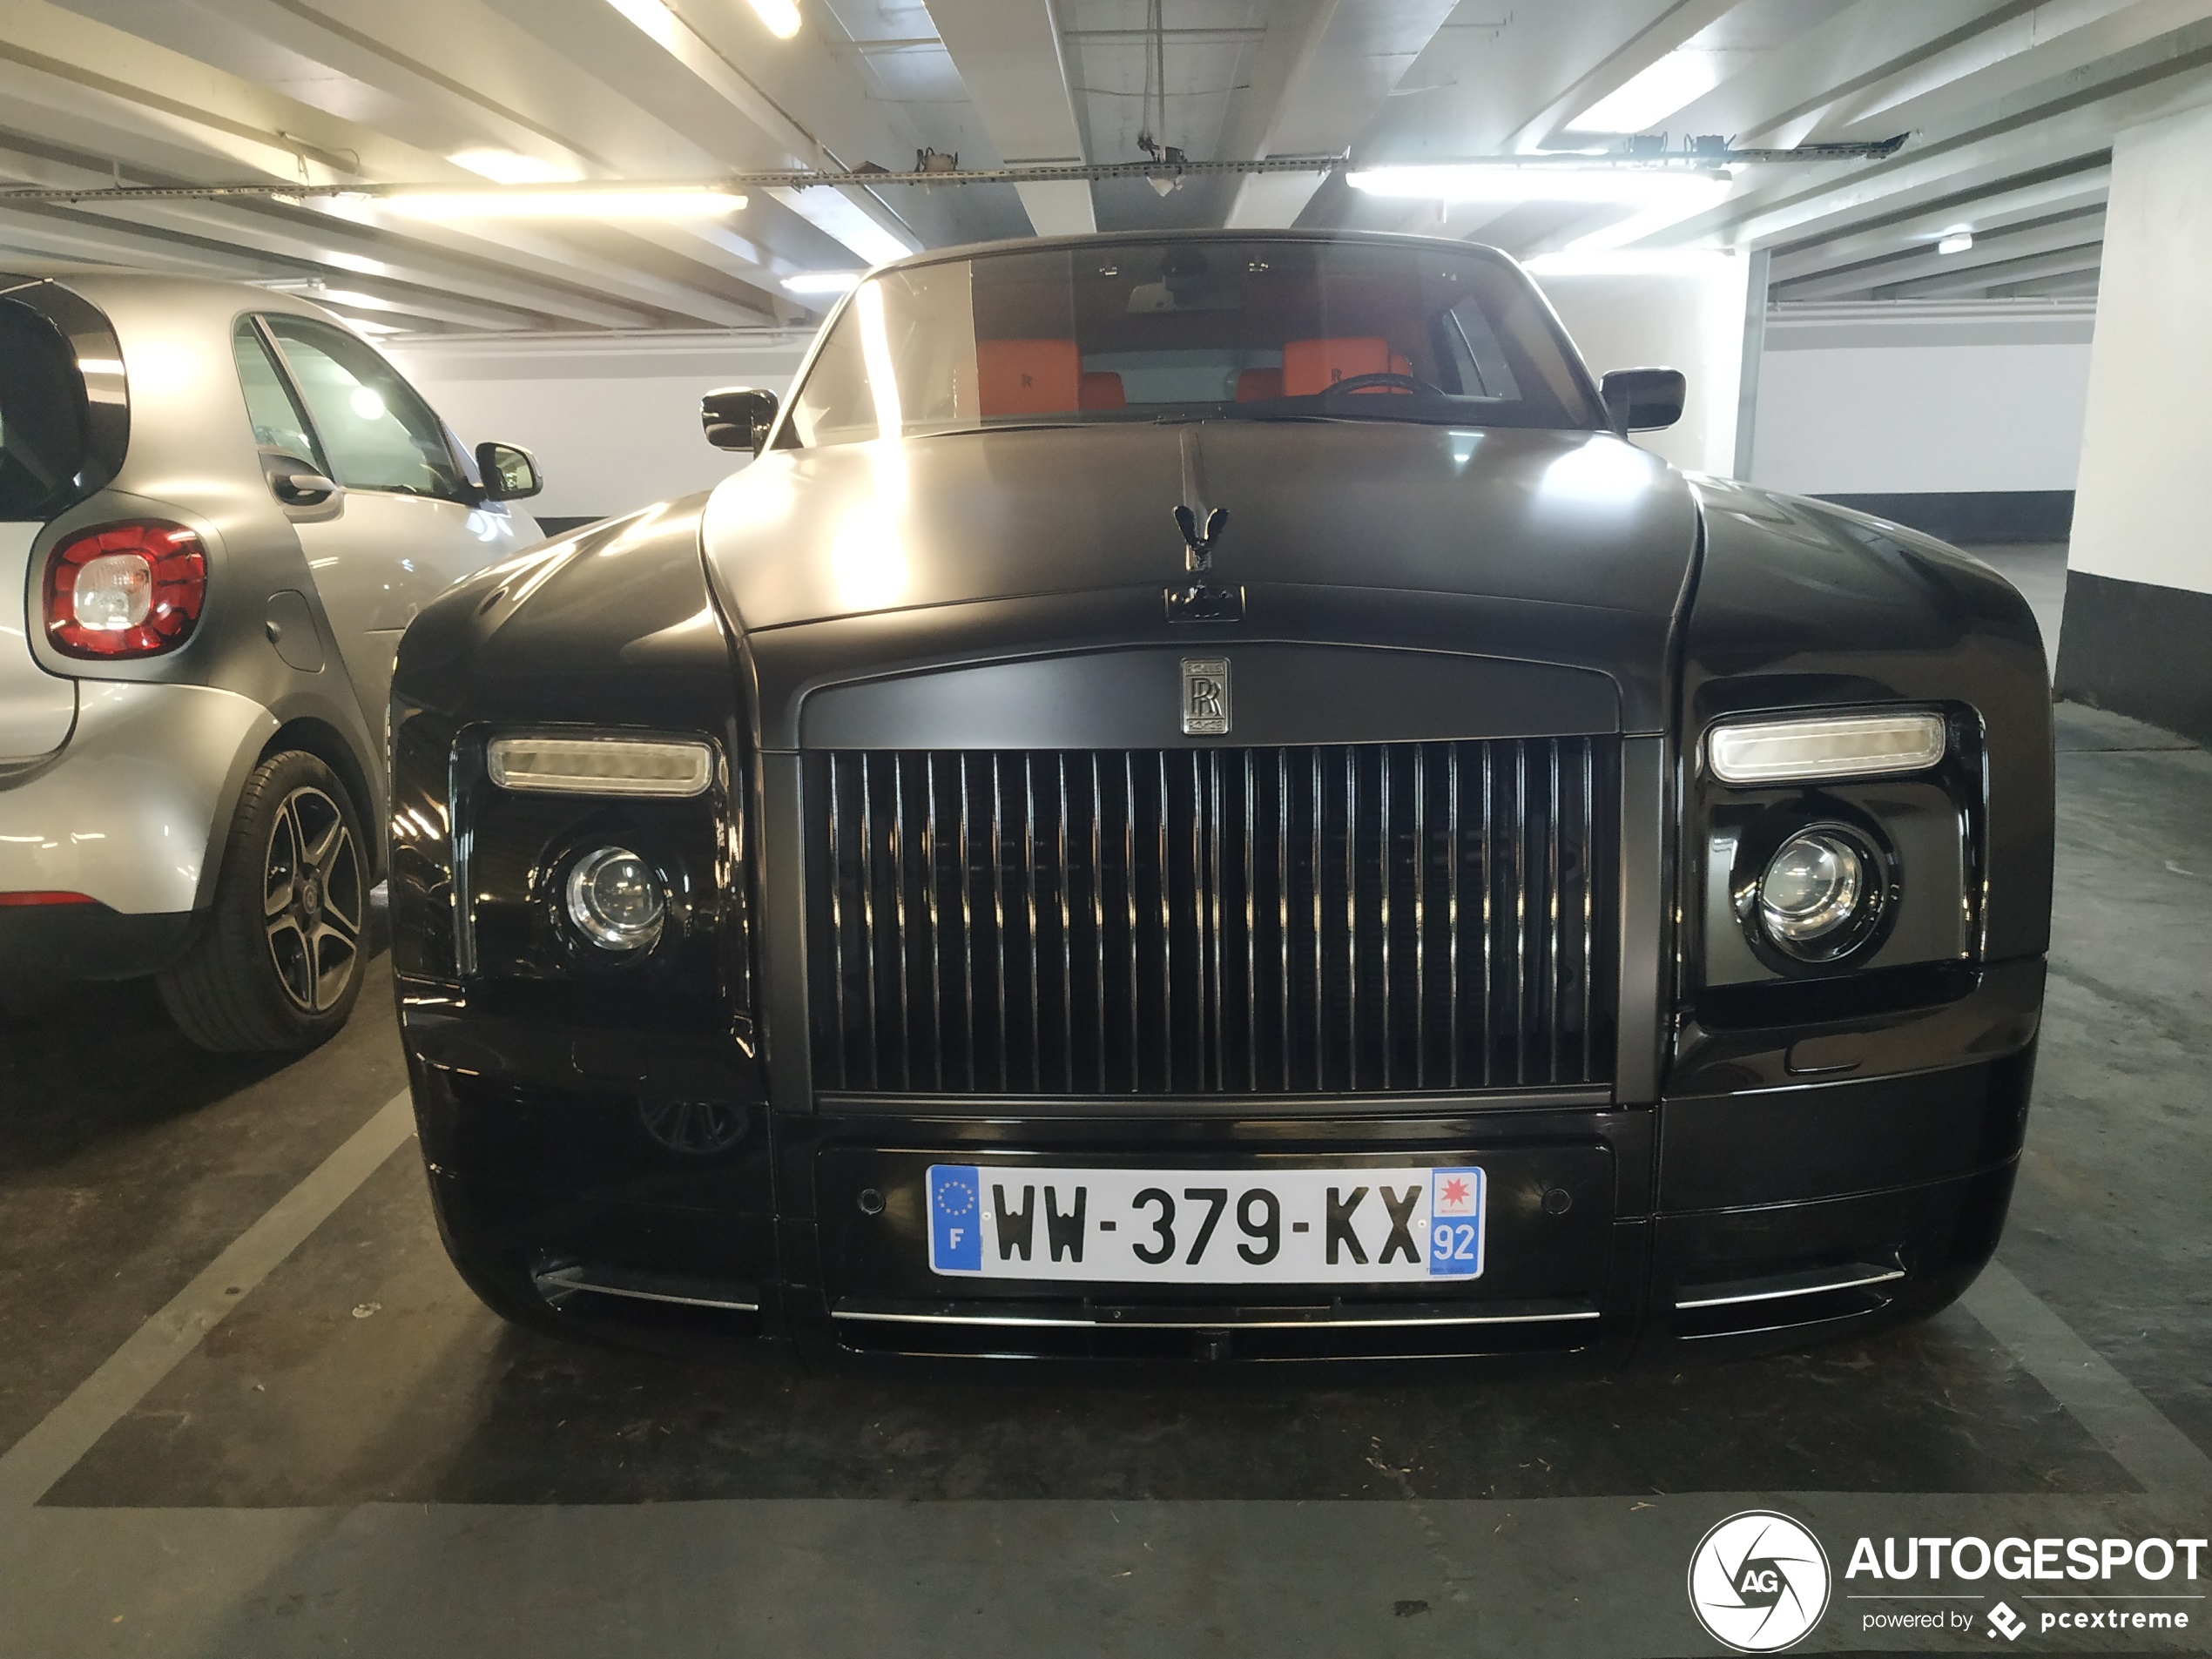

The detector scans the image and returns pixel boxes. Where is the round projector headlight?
[1757,826,1874,954]
[565,846,665,952]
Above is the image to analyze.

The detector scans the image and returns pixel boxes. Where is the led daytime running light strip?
[1708,712,1947,785]
[488,736,713,798]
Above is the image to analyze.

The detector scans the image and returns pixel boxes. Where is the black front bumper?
[402,972,2038,1368]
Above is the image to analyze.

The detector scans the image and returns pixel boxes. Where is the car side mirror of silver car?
[702,387,779,455]
[260,450,340,507]
[475,441,543,502]
[1599,368,1686,433]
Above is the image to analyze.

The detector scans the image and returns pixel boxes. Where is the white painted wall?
[1749,304,2094,496]
[1534,257,1750,476]
[2068,99,2212,596]
[387,331,813,522]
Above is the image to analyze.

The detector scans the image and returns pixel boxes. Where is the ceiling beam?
[149,0,816,307]
[1707,23,2212,251]
[1501,0,1741,152]
[1660,0,2047,148]
[1990,265,2102,296]
[1766,165,2109,280]
[1817,0,2212,139]
[482,0,946,257]
[0,203,277,276]
[923,0,1094,235]
[1223,0,1460,230]
[1776,207,2106,299]
[3,0,784,325]
[1877,239,2104,298]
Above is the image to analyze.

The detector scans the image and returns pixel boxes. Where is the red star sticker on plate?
[1440,1177,1469,1207]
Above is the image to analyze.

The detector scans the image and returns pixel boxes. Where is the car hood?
[699,419,1699,632]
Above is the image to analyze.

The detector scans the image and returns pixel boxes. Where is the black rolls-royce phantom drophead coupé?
[388,231,2051,1366]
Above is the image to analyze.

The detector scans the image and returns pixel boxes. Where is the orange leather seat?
[977,339,1081,415]
[1235,368,1283,401]
[1079,370,1126,410]
[1281,337,1410,395]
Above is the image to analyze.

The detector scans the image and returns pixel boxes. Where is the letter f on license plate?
[928,1165,983,1271]
[923,1163,1486,1284]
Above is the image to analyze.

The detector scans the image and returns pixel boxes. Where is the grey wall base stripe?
[2056,570,2212,749]
[1814,490,2074,544]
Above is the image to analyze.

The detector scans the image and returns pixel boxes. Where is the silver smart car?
[1,273,543,1050]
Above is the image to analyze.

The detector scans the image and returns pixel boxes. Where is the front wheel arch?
[260,715,383,881]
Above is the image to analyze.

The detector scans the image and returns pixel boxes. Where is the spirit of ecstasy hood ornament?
[1167,503,1244,623]
[1174,504,1229,572]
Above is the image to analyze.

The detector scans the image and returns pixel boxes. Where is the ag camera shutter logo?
[1688,1510,1831,1652]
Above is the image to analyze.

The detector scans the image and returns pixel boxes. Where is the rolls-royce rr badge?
[1181,658,1231,736]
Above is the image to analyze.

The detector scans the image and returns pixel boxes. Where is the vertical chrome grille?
[808,739,1618,1096]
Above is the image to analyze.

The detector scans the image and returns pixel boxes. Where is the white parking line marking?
[1962,1258,2212,1498]
[0,1090,415,1512]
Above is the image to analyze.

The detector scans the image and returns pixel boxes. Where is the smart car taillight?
[44,522,206,658]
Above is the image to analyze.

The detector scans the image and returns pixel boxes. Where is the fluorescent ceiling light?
[449,149,582,185]
[1938,231,1974,255]
[1525,248,1733,276]
[1347,165,1728,206]
[767,185,914,266]
[748,0,801,37]
[381,188,747,219]
[782,271,860,294]
[1566,49,1726,134]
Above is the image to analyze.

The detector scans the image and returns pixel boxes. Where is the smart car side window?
[0,299,88,521]
[260,314,466,501]
[233,322,328,474]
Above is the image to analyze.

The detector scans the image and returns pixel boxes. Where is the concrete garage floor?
[3,589,2208,1652]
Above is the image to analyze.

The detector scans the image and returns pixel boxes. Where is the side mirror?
[475,441,543,502]
[1599,368,1686,433]
[260,450,339,506]
[702,386,779,455]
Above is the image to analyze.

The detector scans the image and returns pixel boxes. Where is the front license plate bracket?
[815,1145,1615,1307]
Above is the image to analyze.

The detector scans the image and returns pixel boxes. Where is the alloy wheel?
[261,784,364,1014]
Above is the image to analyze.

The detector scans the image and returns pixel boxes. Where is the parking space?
[2,698,2206,1656]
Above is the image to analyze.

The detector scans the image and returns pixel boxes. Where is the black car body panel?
[389,231,2050,1369]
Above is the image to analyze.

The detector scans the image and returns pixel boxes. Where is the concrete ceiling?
[3,0,2207,333]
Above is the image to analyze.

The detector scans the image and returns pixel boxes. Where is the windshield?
[785,239,1604,448]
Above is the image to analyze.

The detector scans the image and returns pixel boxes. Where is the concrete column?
[2057,98,2212,743]
[1733,248,1770,482]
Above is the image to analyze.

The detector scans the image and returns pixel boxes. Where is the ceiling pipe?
[0,138,1908,206]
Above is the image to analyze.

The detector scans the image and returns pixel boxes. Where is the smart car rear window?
[0,298,90,522]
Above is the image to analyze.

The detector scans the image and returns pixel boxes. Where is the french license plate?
[926,1164,1486,1285]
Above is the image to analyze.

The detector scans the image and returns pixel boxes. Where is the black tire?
[158,750,368,1052]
